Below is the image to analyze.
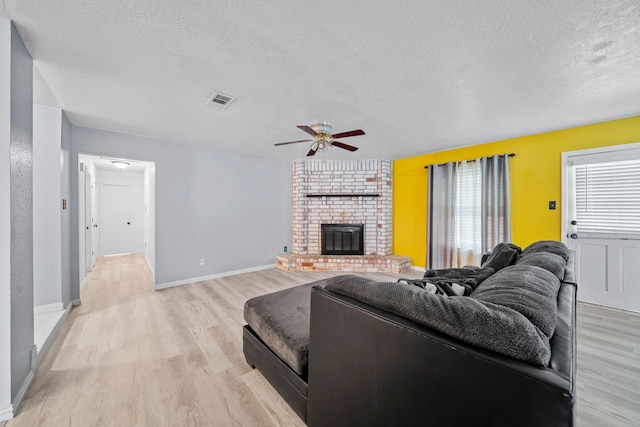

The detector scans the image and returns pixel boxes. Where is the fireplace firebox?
[321,224,364,255]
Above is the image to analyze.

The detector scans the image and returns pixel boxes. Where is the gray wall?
[32,105,62,307]
[9,22,33,401]
[0,16,13,414]
[61,112,72,306]
[71,126,292,294]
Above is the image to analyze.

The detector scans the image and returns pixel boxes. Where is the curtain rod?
[424,153,515,169]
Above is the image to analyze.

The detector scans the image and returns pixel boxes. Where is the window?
[575,158,640,238]
[426,154,511,269]
[455,161,481,253]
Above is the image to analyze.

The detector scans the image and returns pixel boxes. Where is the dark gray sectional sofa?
[243,241,577,426]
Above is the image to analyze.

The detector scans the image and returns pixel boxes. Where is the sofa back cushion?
[325,275,553,366]
[516,252,566,280]
[472,265,560,338]
[521,240,570,261]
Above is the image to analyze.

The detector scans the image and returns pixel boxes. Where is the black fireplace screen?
[321,224,364,255]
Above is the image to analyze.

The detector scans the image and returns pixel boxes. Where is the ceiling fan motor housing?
[311,122,332,135]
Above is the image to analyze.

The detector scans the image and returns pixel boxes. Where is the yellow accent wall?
[393,115,640,268]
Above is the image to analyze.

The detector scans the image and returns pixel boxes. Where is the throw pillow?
[481,243,520,272]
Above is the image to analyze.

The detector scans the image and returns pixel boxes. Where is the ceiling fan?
[274,122,365,156]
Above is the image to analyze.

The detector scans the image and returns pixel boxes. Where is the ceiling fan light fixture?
[112,160,130,169]
[274,122,364,156]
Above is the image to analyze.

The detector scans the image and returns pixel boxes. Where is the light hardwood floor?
[7,254,640,426]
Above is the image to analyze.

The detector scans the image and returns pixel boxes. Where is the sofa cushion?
[244,281,322,376]
[516,252,566,280]
[521,240,570,261]
[325,275,553,365]
[472,265,560,338]
[481,243,520,271]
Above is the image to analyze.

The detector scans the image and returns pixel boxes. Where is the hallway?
[7,254,305,426]
[9,254,412,426]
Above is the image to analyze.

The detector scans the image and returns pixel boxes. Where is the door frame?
[561,141,640,246]
[76,153,156,289]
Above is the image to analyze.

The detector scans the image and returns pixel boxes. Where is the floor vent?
[206,91,235,109]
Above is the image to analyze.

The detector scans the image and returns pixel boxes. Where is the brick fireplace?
[276,159,411,272]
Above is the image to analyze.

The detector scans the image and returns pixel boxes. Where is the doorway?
[561,142,640,313]
[78,154,156,290]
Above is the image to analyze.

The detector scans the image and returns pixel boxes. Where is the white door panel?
[621,244,640,298]
[571,238,640,312]
[101,184,133,256]
[574,241,607,293]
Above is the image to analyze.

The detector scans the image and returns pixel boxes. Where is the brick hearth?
[276,253,411,273]
[277,159,411,273]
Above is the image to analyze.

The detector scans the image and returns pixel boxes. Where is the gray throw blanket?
[424,266,494,285]
[325,275,553,365]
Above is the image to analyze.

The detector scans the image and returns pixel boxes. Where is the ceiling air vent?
[205,91,235,109]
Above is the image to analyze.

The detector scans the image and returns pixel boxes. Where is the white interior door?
[84,172,93,272]
[90,174,97,267]
[562,143,640,313]
[101,183,134,256]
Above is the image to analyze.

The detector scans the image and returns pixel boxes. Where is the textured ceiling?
[5,0,640,160]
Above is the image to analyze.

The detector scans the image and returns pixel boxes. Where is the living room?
[2,1,640,426]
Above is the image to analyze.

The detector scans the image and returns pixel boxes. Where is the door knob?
[571,220,577,225]
[570,233,578,239]
[127,222,131,225]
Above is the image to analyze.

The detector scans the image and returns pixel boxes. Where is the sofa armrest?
[308,285,575,427]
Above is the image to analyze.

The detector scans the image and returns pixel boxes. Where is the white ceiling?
[4,0,640,160]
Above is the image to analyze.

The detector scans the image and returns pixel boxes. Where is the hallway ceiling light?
[112,161,130,169]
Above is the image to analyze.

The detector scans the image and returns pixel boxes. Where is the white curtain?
[426,154,511,269]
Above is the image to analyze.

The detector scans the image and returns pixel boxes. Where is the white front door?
[101,183,134,256]
[562,143,640,313]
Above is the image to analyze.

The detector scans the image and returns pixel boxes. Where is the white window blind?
[575,158,640,237]
[455,161,481,252]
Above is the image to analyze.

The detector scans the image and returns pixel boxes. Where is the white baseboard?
[0,403,13,421]
[144,254,155,276]
[33,302,64,315]
[155,264,275,290]
[11,346,36,416]
[411,265,425,272]
[35,302,72,367]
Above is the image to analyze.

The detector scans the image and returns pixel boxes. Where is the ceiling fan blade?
[331,129,365,139]
[307,147,318,156]
[297,125,318,137]
[274,139,312,146]
[332,140,359,152]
